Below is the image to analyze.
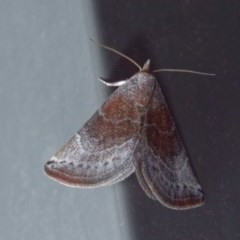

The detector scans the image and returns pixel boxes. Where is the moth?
[44,43,212,210]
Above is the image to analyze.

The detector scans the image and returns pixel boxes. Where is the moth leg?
[98,78,128,87]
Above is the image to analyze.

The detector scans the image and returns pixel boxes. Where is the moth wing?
[134,159,156,200]
[134,82,204,209]
[44,74,155,187]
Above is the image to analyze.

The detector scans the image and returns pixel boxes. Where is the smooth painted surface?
[0,1,131,240]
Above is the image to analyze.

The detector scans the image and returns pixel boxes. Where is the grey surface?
[0,1,131,240]
[1,1,240,240]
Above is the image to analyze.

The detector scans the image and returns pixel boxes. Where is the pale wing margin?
[44,130,137,187]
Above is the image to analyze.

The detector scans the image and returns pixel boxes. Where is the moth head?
[141,59,151,73]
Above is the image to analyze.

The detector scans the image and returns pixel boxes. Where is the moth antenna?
[153,68,215,76]
[90,39,141,71]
